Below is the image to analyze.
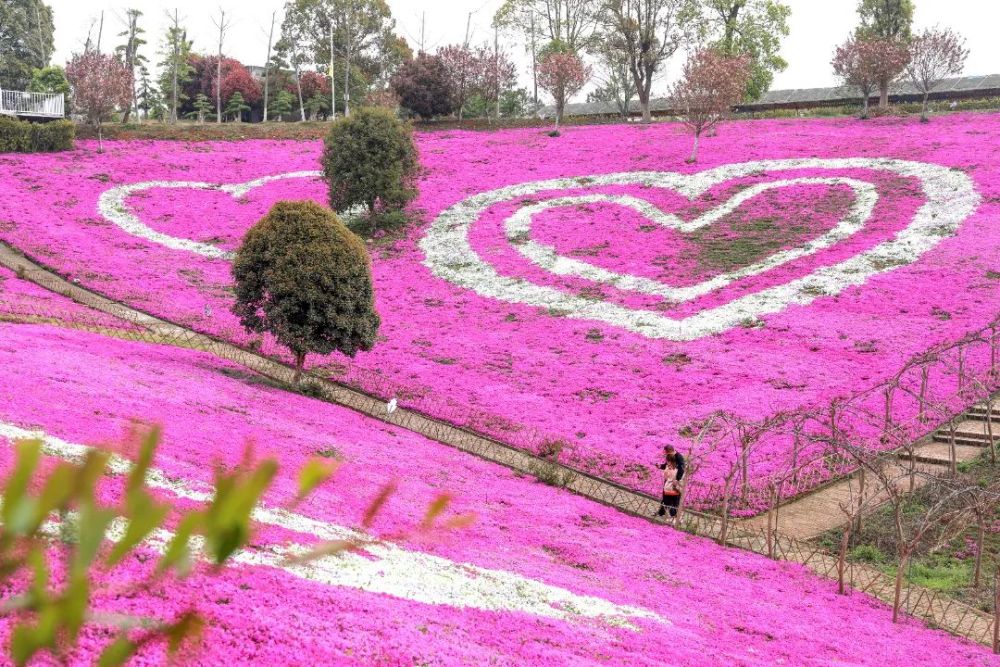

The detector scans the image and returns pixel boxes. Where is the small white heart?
[99,171,323,259]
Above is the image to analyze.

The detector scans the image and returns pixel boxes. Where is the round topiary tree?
[322,107,419,235]
[232,200,380,384]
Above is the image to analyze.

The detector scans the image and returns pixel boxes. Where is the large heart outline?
[98,171,323,259]
[420,158,981,341]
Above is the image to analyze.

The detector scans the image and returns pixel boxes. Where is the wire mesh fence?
[2,247,998,517]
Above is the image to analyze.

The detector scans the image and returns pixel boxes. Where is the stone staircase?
[925,398,1000,459]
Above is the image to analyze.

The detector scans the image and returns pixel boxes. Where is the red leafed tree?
[194,56,262,110]
[65,51,133,153]
[298,71,331,102]
[474,43,517,120]
[905,27,968,122]
[537,47,590,130]
[670,48,751,163]
[438,44,478,121]
[832,37,909,119]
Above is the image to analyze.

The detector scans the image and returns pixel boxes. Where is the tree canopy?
[0,0,54,90]
[856,0,914,41]
[232,200,380,382]
[322,107,419,227]
[705,0,791,102]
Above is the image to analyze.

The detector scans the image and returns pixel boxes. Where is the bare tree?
[670,48,751,163]
[212,8,232,123]
[601,0,701,123]
[494,0,599,53]
[905,26,968,122]
[588,40,638,119]
[115,9,146,124]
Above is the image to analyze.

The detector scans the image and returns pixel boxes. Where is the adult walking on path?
[656,444,685,524]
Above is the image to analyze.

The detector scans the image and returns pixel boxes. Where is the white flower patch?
[0,422,664,629]
[97,171,324,260]
[420,158,980,340]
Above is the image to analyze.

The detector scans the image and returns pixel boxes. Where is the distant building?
[246,65,267,81]
[540,74,1000,120]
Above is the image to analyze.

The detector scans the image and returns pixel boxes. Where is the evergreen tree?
[0,0,54,90]
[232,201,380,384]
[268,89,295,120]
[224,91,250,121]
[188,92,212,122]
[158,12,194,123]
[115,8,147,123]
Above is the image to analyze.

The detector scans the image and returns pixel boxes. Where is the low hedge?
[0,117,75,153]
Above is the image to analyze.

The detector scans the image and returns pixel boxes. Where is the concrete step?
[932,419,998,446]
[966,403,1000,422]
[899,443,985,466]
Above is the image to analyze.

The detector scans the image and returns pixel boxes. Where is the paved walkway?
[1,241,996,648]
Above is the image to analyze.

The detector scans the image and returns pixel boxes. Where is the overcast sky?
[47,0,998,99]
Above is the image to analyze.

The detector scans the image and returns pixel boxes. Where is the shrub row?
[0,117,75,153]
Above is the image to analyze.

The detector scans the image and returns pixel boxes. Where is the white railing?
[0,89,65,118]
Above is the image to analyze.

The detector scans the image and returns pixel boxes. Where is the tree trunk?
[263,12,274,123]
[295,69,305,122]
[920,92,930,122]
[343,19,352,118]
[879,80,889,108]
[216,56,222,123]
[838,523,852,595]
[861,93,870,120]
[994,564,999,654]
[97,121,103,154]
[329,25,336,120]
[687,132,700,163]
[640,95,651,124]
[974,515,985,588]
[293,352,306,385]
[893,552,909,623]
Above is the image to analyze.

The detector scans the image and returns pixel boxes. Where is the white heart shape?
[420,158,980,341]
[98,171,323,259]
[507,177,878,303]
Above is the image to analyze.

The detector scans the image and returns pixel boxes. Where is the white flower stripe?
[0,422,664,629]
[507,177,878,303]
[97,171,324,260]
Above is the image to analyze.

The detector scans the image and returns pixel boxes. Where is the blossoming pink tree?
[832,37,909,119]
[905,27,969,122]
[65,51,133,153]
[537,47,590,130]
[670,48,750,163]
[473,43,518,121]
[438,44,478,121]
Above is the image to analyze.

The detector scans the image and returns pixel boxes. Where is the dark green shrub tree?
[232,200,380,383]
[322,107,418,233]
[389,52,455,119]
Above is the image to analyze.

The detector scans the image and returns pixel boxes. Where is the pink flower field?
[0,319,996,666]
[1,114,999,497]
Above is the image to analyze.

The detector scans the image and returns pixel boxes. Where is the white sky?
[47,0,999,99]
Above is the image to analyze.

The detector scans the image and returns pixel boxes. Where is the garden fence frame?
[0,245,998,649]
